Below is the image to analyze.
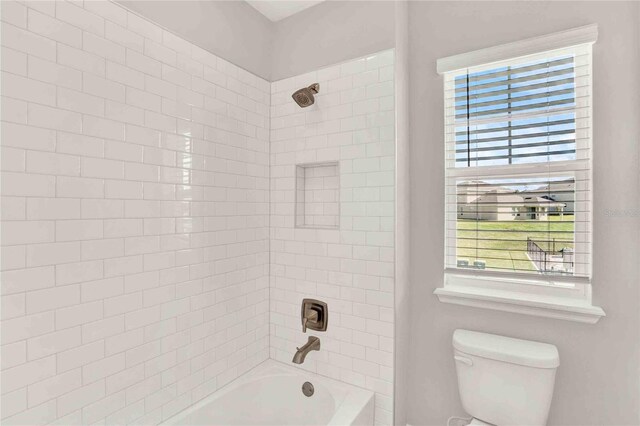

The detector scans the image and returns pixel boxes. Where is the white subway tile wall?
[295,162,340,229]
[270,51,396,425]
[1,1,270,424]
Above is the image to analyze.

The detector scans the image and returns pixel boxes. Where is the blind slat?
[454,118,576,137]
[455,88,575,112]
[455,56,574,83]
[453,78,576,103]
[455,149,577,163]
[455,98,576,119]
[454,67,576,94]
[446,106,590,128]
[455,138,576,154]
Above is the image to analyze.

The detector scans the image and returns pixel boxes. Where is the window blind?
[444,44,592,279]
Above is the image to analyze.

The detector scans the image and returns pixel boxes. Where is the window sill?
[434,273,605,324]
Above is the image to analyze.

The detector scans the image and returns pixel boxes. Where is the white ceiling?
[245,0,326,22]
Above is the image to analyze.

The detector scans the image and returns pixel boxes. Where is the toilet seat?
[447,417,492,426]
[469,418,493,426]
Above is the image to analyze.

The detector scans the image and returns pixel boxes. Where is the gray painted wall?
[407,2,640,425]
[269,1,395,81]
[394,2,410,425]
[116,1,396,82]
[116,0,275,79]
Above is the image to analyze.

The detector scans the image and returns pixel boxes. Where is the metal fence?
[527,237,574,273]
[527,238,549,271]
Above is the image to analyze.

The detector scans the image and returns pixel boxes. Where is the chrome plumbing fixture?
[301,299,328,332]
[292,336,320,364]
[292,83,320,108]
[302,381,314,397]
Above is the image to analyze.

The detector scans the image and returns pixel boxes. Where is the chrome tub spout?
[292,336,320,364]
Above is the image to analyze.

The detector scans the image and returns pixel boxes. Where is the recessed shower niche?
[295,162,340,229]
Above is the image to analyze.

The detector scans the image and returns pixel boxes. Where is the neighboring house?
[524,178,576,215]
[456,180,505,203]
[457,181,567,220]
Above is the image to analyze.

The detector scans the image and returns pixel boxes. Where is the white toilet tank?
[453,329,559,426]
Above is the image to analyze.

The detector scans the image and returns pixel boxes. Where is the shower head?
[292,83,320,108]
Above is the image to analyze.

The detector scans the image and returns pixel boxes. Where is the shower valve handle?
[302,309,319,333]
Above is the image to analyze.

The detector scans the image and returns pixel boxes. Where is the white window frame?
[434,25,605,323]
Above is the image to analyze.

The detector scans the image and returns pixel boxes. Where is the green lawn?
[456,215,574,272]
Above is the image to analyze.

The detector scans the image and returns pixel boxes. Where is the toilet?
[452,329,560,426]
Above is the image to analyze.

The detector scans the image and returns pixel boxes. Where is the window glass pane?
[454,55,577,168]
[454,177,577,275]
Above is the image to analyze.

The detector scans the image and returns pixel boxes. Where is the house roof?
[523,196,565,206]
[459,180,574,205]
[528,179,576,192]
[466,194,566,207]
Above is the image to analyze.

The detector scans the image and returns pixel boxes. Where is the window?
[434,26,605,323]
[445,45,591,278]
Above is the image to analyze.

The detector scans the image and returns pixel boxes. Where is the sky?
[452,54,578,168]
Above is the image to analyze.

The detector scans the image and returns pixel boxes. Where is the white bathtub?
[162,360,374,425]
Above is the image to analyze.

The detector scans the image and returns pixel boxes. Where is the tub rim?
[161,359,374,426]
